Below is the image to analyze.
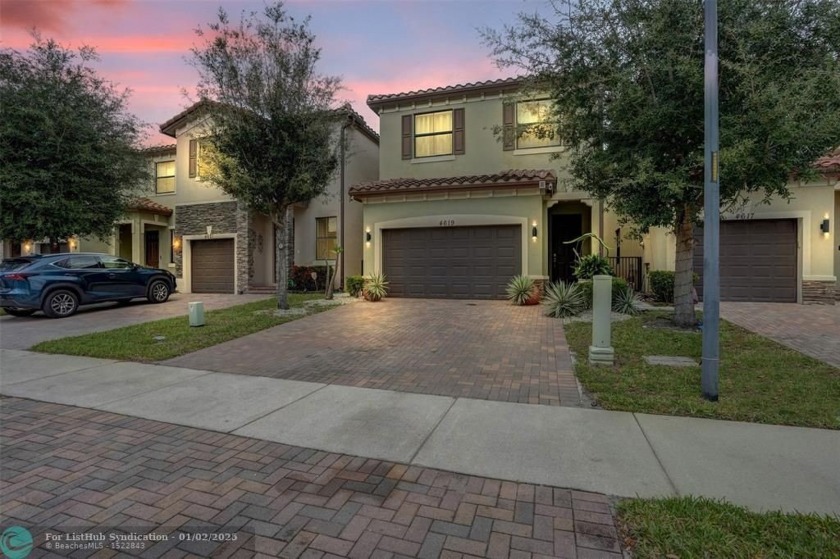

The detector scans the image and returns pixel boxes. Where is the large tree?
[190,2,341,309]
[0,35,150,247]
[484,0,840,326]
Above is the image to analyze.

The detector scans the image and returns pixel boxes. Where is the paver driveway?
[720,302,840,369]
[164,299,581,407]
[0,397,623,558]
[0,293,270,350]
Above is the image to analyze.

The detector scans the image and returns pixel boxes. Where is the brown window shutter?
[401,114,412,160]
[189,139,197,177]
[502,103,515,151]
[453,108,465,155]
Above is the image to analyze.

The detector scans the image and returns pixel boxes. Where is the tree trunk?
[673,205,696,327]
[325,252,341,300]
[274,205,294,310]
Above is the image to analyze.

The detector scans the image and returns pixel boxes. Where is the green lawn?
[618,496,840,559]
[564,312,840,429]
[33,293,332,362]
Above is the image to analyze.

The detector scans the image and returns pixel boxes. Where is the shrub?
[612,284,640,315]
[290,265,328,291]
[543,281,585,318]
[576,277,628,310]
[345,275,365,297]
[506,275,535,305]
[573,253,613,280]
[648,270,675,303]
[363,272,389,302]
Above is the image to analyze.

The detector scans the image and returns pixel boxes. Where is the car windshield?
[0,258,33,272]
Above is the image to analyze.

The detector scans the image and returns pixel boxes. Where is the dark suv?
[0,253,177,318]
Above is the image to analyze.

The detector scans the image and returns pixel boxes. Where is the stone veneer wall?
[802,280,836,305]
[174,201,250,293]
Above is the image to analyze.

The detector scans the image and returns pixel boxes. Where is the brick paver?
[164,299,581,406]
[720,302,840,369]
[0,397,622,558]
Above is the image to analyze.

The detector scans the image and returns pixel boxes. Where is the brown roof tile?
[141,143,176,156]
[367,77,523,110]
[127,197,173,217]
[815,148,840,172]
[349,169,556,198]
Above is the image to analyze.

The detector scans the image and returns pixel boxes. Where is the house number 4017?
[439,219,455,227]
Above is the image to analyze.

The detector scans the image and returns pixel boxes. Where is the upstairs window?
[316,217,337,260]
[155,161,175,194]
[403,108,465,159]
[515,100,561,149]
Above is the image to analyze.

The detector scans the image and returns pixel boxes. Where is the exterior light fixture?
[173,236,182,251]
[531,220,538,241]
[819,217,830,236]
[205,225,213,237]
[68,239,76,250]
[365,227,371,247]
[23,242,31,253]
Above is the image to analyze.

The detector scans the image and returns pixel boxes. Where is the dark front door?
[145,230,160,267]
[550,214,583,282]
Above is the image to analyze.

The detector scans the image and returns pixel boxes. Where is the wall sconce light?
[365,227,371,247]
[23,242,31,253]
[173,236,182,251]
[531,221,538,241]
[206,225,213,238]
[69,239,76,250]
[819,217,830,236]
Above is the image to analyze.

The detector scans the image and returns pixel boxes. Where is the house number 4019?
[439,219,455,227]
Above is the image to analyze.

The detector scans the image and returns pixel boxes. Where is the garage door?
[382,225,521,299]
[694,219,796,302]
[191,239,235,293]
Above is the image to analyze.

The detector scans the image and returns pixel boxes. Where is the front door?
[145,230,160,267]
[550,214,583,283]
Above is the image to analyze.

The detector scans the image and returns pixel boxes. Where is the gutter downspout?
[339,114,353,290]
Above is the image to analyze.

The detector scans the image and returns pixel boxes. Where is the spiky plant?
[543,281,585,318]
[612,284,640,315]
[363,272,389,302]
[506,275,535,305]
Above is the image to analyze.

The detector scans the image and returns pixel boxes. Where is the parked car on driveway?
[0,253,177,318]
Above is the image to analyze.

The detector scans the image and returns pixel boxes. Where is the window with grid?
[414,110,453,157]
[316,217,337,260]
[516,100,561,149]
[155,161,175,193]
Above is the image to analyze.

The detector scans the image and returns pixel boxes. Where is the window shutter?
[401,115,412,160]
[189,139,197,177]
[453,108,465,155]
[503,103,515,151]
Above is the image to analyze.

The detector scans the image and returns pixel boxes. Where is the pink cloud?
[0,0,128,32]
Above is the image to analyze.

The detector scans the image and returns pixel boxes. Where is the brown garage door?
[694,219,796,302]
[191,239,235,293]
[382,225,521,299]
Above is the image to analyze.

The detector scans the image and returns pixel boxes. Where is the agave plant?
[542,281,585,318]
[506,275,535,305]
[612,284,640,315]
[363,272,389,302]
[573,253,614,281]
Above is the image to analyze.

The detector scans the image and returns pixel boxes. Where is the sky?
[1,0,551,146]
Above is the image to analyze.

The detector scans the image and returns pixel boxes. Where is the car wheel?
[147,279,171,303]
[42,289,79,318]
[3,308,36,317]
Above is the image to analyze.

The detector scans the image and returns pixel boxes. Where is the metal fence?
[608,256,644,291]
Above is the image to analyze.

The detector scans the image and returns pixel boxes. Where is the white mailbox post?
[188,301,205,327]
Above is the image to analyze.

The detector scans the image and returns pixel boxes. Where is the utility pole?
[702,0,720,401]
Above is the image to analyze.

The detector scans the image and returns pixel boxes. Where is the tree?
[0,35,150,247]
[190,2,341,310]
[484,0,840,326]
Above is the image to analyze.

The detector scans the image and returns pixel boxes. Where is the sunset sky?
[1,0,550,146]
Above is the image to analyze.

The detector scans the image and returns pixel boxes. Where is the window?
[516,100,560,149]
[316,217,337,260]
[189,139,216,179]
[54,255,101,269]
[156,161,175,194]
[414,111,453,157]
[100,255,134,269]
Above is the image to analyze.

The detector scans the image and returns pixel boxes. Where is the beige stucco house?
[350,77,838,303]
[3,101,380,294]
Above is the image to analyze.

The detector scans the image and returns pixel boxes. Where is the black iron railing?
[608,256,644,291]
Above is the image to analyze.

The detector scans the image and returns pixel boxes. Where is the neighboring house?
[4,101,380,295]
[349,77,838,303]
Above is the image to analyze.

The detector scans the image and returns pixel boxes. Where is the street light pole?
[702,0,720,401]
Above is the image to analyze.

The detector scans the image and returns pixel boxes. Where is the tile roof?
[349,169,556,198]
[367,77,523,110]
[127,197,173,217]
[141,143,176,156]
[815,148,840,172]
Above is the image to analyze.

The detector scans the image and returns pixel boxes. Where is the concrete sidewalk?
[2,349,838,517]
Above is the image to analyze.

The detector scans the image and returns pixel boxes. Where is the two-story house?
[16,101,380,295]
[350,77,838,303]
